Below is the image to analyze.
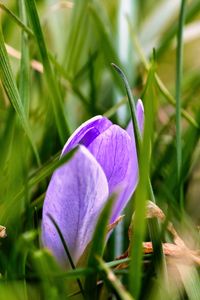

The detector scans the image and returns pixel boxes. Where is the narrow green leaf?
[0,25,40,165]
[16,148,77,203]
[84,195,115,299]
[64,0,90,76]
[0,2,33,36]
[128,67,155,299]
[48,214,85,298]
[89,4,124,92]
[18,0,30,115]
[175,0,186,211]
[32,249,68,297]
[177,265,200,300]
[103,96,127,118]
[112,63,141,152]
[128,20,199,130]
[112,63,167,298]
[96,256,134,300]
[157,0,200,58]
[25,0,70,144]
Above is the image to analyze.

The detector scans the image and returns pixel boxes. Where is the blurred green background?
[0,0,200,299]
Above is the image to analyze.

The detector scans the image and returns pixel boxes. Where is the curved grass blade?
[96,256,133,300]
[84,195,115,300]
[15,147,77,204]
[128,67,155,299]
[47,214,85,298]
[0,25,40,165]
[0,149,77,225]
[112,63,167,298]
[0,2,33,36]
[25,0,70,144]
[111,63,141,152]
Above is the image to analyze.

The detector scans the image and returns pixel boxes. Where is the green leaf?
[96,256,133,300]
[18,0,30,115]
[84,195,115,299]
[25,0,70,144]
[0,25,40,165]
[175,0,186,211]
[15,147,77,204]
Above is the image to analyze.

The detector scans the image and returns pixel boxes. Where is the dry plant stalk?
[116,201,200,270]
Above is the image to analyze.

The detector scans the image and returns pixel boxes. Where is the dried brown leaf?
[0,226,7,238]
[146,200,165,220]
[107,215,124,233]
[5,44,43,73]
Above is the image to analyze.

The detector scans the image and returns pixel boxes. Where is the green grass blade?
[157,0,200,58]
[84,195,115,299]
[89,4,124,92]
[47,214,85,298]
[0,25,40,165]
[112,63,141,151]
[112,62,167,298]
[103,96,127,118]
[18,0,30,115]
[31,249,68,298]
[0,148,76,225]
[128,21,199,130]
[28,148,77,195]
[177,265,200,300]
[0,2,33,36]
[64,0,90,76]
[25,0,70,144]
[175,0,186,211]
[5,148,76,225]
[96,256,133,300]
[128,68,155,299]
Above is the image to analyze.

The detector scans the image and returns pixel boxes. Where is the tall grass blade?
[0,25,40,165]
[111,63,141,151]
[47,214,85,298]
[128,22,199,130]
[0,2,33,36]
[96,256,133,300]
[84,195,115,300]
[128,67,155,299]
[25,0,70,144]
[15,148,77,204]
[175,0,186,211]
[157,0,200,57]
[18,0,30,115]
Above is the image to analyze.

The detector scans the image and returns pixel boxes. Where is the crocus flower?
[42,100,144,267]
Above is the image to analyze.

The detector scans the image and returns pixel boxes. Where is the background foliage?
[0,0,200,299]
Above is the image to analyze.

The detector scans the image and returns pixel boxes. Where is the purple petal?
[110,100,144,222]
[88,125,132,192]
[42,146,109,267]
[87,125,136,222]
[136,99,144,132]
[62,116,112,156]
[126,99,144,138]
[110,147,137,222]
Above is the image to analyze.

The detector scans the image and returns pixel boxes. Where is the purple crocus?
[42,100,144,267]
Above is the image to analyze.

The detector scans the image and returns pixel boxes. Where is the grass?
[0,0,200,299]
